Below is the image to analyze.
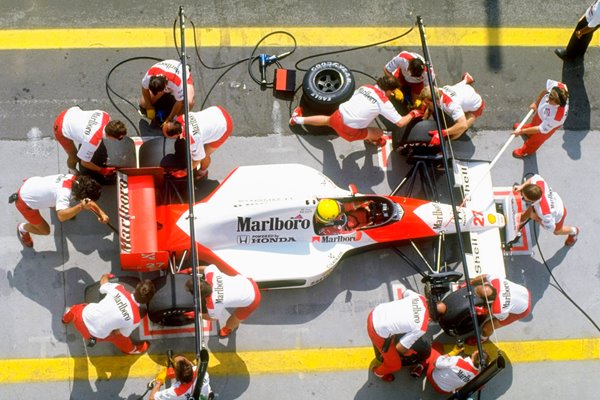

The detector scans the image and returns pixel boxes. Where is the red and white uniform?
[368,289,429,376]
[339,85,402,128]
[384,51,434,86]
[82,282,142,338]
[204,264,260,321]
[584,0,600,28]
[439,81,484,122]
[18,174,76,211]
[60,107,111,162]
[536,80,569,134]
[430,353,479,394]
[175,106,233,161]
[154,368,212,400]
[142,59,193,101]
[480,274,531,323]
[529,174,565,232]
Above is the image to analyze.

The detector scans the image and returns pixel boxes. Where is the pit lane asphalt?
[1,1,600,399]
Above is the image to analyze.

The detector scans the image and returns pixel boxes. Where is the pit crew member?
[419,342,487,395]
[53,106,127,176]
[185,264,261,338]
[467,274,531,343]
[62,273,155,354]
[367,285,430,382]
[150,354,214,400]
[140,59,196,124]
[161,106,233,180]
[512,80,569,159]
[383,51,435,104]
[314,198,372,235]
[514,174,579,245]
[290,76,424,147]
[10,174,108,248]
[419,72,484,145]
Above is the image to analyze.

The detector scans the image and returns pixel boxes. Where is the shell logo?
[487,213,497,224]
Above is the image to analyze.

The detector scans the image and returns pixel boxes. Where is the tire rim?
[314,70,344,93]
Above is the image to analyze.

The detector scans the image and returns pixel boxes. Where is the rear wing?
[452,159,506,278]
[117,167,170,271]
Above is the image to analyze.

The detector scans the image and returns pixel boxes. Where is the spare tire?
[302,61,355,114]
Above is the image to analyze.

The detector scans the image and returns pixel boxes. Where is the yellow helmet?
[316,199,342,224]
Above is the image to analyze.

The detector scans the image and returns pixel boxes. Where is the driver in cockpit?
[314,198,371,235]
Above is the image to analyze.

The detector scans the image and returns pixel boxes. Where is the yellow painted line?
[0,27,596,50]
[0,338,598,384]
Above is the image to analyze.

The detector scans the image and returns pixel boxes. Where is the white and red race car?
[116,162,512,291]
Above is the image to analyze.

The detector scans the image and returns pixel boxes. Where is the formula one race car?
[106,156,524,328]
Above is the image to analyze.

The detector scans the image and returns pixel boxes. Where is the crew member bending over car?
[139,59,196,125]
[367,285,430,382]
[512,79,569,159]
[185,264,261,338]
[290,76,424,147]
[416,342,487,395]
[314,198,372,235]
[419,72,484,145]
[150,353,214,400]
[62,273,155,354]
[513,174,579,246]
[10,174,109,248]
[53,106,127,177]
[383,51,435,105]
[161,106,233,180]
[467,274,531,344]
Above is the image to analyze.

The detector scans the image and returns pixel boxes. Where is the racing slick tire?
[148,273,195,326]
[438,286,487,337]
[395,119,440,155]
[302,61,355,114]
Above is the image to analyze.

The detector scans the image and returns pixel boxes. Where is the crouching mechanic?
[512,79,569,159]
[513,174,579,246]
[421,342,488,395]
[140,59,196,125]
[314,198,372,235]
[467,274,531,344]
[53,106,127,177]
[383,50,435,105]
[419,72,484,145]
[150,354,214,400]
[161,106,233,180]
[62,274,156,354]
[367,285,430,382]
[185,264,261,338]
[10,174,109,248]
[290,76,424,147]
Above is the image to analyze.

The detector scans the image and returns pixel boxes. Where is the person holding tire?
[290,76,424,147]
[62,274,156,354]
[419,73,484,145]
[367,285,430,382]
[185,264,261,338]
[384,51,435,105]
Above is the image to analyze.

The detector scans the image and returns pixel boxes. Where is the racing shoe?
[565,227,580,247]
[219,326,234,338]
[410,363,425,378]
[62,307,72,324]
[372,367,395,382]
[289,106,303,126]
[16,225,33,248]
[128,341,150,354]
[512,148,530,159]
[462,72,474,85]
